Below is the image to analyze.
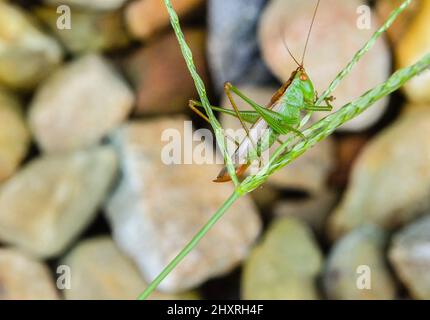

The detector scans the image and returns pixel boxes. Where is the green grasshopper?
[189,0,334,182]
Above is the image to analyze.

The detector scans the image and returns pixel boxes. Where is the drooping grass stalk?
[138,0,423,299]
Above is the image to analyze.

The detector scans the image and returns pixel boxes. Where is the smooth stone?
[36,7,129,54]
[331,134,370,189]
[62,237,198,300]
[0,88,30,182]
[125,0,204,40]
[396,0,430,103]
[45,0,127,11]
[259,0,391,131]
[29,54,134,153]
[0,248,59,300]
[328,107,430,239]
[0,146,117,258]
[105,117,261,293]
[242,217,323,299]
[0,2,63,91]
[208,0,274,93]
[323,225,396,300]
[220,85,335,193]
[273,190,337,232]
[389,214,430,299]
[124,29,207,115]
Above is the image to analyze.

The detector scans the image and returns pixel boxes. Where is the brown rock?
[125,0,204,40]
[328,107,430,239]
[389,214,430,299]
[396,0,430,103]
[124,29,208,115]
[0,248,59,300]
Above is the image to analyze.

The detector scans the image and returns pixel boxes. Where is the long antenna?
[301,0,321,66]
[279,27,301,68]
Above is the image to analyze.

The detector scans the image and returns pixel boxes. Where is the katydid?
[189,0,334,182]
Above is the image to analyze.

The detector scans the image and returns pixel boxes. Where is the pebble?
[0,2,63,91]
[125,0,204,40]
[273,190,337,232]
[105,117,261,293]
[36,7,129,54]
[208,0,274,93]
[29,54,134,153]
[389,214,430,299]
[328,107,430,239]
[62,237,198,300]
[258,0,391,131]
[242,217,323,299]
[0,146,117,258]
[123,29,207,115]
[0,88,30,182]
[396,0,430,103]
[323,225,396,300]
[0,248,59,300]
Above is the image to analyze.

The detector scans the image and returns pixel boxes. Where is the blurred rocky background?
[0,0,429,300]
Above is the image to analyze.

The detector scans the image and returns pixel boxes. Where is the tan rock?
[0,2,63,90]
[29,54,134,153]
[0,88,30,182]
[328,107,430,239]
[0,146,117,258]
[105,117,261,293]
[389,214,430,299]
[125,0,204,40]
[0,248,59,300]
[242,217,323,299]
[62,237,198,300]
[124,29,207,115]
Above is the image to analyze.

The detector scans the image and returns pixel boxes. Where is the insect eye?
[300,74,308,81]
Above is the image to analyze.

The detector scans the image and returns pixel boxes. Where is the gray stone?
[0,248,59,300]
[208,0,274,93]
[0,146,117,258]
[389,215,430,299]
[328,107,430,239]
[323,225,396,300]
